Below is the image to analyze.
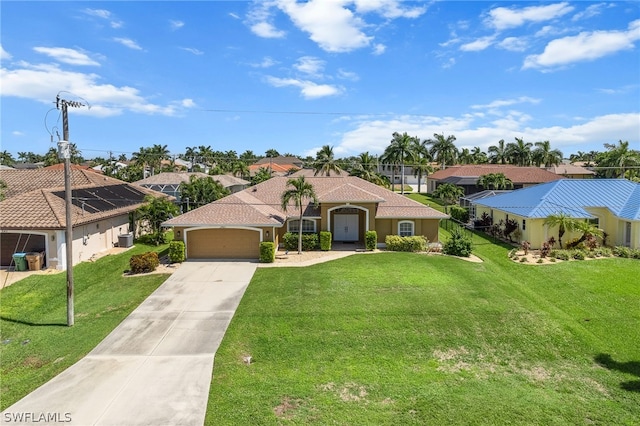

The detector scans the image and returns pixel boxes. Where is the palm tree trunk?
[401,162,405,195]
[298,206,303,254]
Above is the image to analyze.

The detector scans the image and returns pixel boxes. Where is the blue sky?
[1,1,639,162]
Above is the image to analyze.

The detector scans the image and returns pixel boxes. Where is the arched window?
[288,219,316,233]
[398,221,414,237]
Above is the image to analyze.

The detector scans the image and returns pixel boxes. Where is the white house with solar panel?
[472,179,640,249]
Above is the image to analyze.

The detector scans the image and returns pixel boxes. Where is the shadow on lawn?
[595,353,640,392]
[1,316,67,327]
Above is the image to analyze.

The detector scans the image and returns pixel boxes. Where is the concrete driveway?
[1,261,257,426]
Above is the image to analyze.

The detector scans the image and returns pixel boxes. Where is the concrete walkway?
[1,261,256,426]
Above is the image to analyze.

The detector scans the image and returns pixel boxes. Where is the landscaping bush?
[259,242,275,263]
[282,232,319,251]
[449,206,469,224]
[320,231,332,251]
[129,251,160,274]
[572,250,587,260]
[365,230,377,251]
[550,249,570,261]
[592,247,612,258]
[613,246,640,259]
[442,227,472,257]
[385,235,427,252]
[168,241,185,263]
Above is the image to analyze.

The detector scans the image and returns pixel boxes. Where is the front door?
[334,214,359,241]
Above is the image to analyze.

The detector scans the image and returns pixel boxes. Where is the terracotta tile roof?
[164,175,447,227]
[133,172,249,188]
[0,169,168,230]
[429,165,562,184]
[43,163,103,174]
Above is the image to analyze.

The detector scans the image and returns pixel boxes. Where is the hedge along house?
[0,169,169,270]
[472,179,640,249]
[162,175,448,260]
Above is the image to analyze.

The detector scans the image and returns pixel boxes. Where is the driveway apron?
[1,261,257,426]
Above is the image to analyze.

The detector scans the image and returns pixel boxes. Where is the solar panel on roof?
[52,184,148,213]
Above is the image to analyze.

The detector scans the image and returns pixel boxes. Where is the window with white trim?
[288,219,316,233]
[398,221,414,237]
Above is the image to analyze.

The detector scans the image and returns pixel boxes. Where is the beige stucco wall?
[374,218,440,244]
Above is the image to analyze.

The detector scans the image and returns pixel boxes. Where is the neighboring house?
[45,163,103,174]
[472,179,640,249]
[163,175,448,260]
[248,156,303,177]
[0,169,168,270]
[133,172,249,202]
[92,161,129,173]
[427,165,562,196]
[545,163,595,179]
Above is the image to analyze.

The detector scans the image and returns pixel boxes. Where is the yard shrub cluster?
[365,230,377,250]
[449,205,470,224]
[442,227,473,257]
[259,242,275,263]
[385,235,428,252]
[612,246,640,259]
[168,241,185,263]
[282,232,319,251]
[319,231,332,251]
[129,251,160,274]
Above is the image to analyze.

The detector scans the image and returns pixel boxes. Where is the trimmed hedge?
[259,242,275,263]
[129,251,160,274]
[385,235,428,252]
[320,231,332,251]
[449,206,470,224]
[442,228,472,257]
[365,230,377,251]
[168,241,185,263]
[282,232,319,251]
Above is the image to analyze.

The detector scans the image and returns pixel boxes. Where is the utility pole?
[56,95,86,327]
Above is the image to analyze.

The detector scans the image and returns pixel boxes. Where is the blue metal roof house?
[472,179,640,249]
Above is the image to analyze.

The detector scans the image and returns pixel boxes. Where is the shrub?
[365,230,377,251]
[537,259,544,264]
[474,212,492,230]
[550,250,570,261]
[520,257,528,263]
[442,227,472,257]
[282,232,319,251]
[385,235,428,252]
[540,241,552,258]
[572,250,586,260]
[593,247,612,257]
[319,231,332,251]
[449,206,470,224]
[259,242,275,263]
[168,241,185,263]
[520,241,530,255]
[502,219,519,242]
[129,251,160,274]
[613,246,632,258]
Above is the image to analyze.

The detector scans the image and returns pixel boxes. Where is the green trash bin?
[12,253,27,271]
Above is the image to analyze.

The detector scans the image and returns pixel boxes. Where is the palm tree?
[383,132,416,194]
[281,176,319,254]
[0,151,16,166]
[506,137,533,166]
[477,173,513,190]
[544,212,577,249]
[178,175,230,211]
[231,161,249,179]
[43,147,61,166]
[252,167,273,185]
[314,145,342,176]
[350,152,388,187]
[471,147,488,164]
[533,140,563,167]
[598,140,640,178]
[488,139,508,164]
[132,147,152,177]
[427,133,458,170]
[433,183,464,213]
[458,148,474,165]
[412,156,433,194]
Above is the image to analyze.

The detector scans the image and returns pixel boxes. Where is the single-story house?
[133,172,249,201]
[545,163,595,179]
[0,169,168,270]
[248,156,303,177]
[427,165,563,196]
[472,179,640,249]
[163,175,448,260]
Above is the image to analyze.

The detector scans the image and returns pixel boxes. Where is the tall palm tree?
[458,148,474,165]
[477,173,513,190]
[314,145,342,176]
[412,156,433,194]
[471,146,488,164]
[506,137,533,166]
[433,183,464,213]
[383,132,416,194]
[350,152,388,186]
[487,139,508,164]
[0,151,16,166]
[533,140,563,167]
[544,212,577,249]
[427,133,458,170]
[598,140,640,178]
[281,176,319,254]
[231,161,249,179]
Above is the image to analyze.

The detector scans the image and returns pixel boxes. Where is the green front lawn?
[0,243,170,409]
[207,238,640,424]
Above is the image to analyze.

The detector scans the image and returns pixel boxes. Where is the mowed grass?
[207,239,640,425]
[0,243,170,409]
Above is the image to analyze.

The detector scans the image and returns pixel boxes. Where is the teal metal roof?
[473,179,640,220]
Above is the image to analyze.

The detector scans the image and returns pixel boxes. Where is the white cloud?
[170,20,185,30]
[572,3,610,22]
[247,2,286,38]
[251,21,286,38]
[251,57,278,68]
[471,97,541,110]
[294,56,325,77]
[113,37,143,50]
[83,8,123,29]
[460,35,496,52]
[1,44,12,60]
[337,69,359,81]
[180,99,196,108]
[12,131,24,136]
[33,47,100,66]
[353,0,427,19]
[180,47,204,55]
[498,37,529,52]
[485,2,574,31]
[1,62,185,117]
[523,19,640,70]
[265,76,342,99]
[372,44,386,55]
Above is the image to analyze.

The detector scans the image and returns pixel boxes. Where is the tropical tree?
[280,176,319,254]
[412,156,433,194]
[544,212,578,249]
[427,133,458,170]
[458,148,474,165]
[136,195,179,245]
[477,173,514,190]
[506,137,533,166]
[132,147,152,176]
[382,132,417,194]
[231,161,249,179]
[350,152,388,187]
[43,147,62,166]
[0,151,16,166]
[148,144,170,175]
[488,139,508,164]
[178,175,230,211]
[313,145,343,176]
[569,221,603,247]
[265,148,280,158]
[433,183,464,213]
[597,140,640,178]
[471,146,488,164]
[533,140,563,167]
[252,167,273,185]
